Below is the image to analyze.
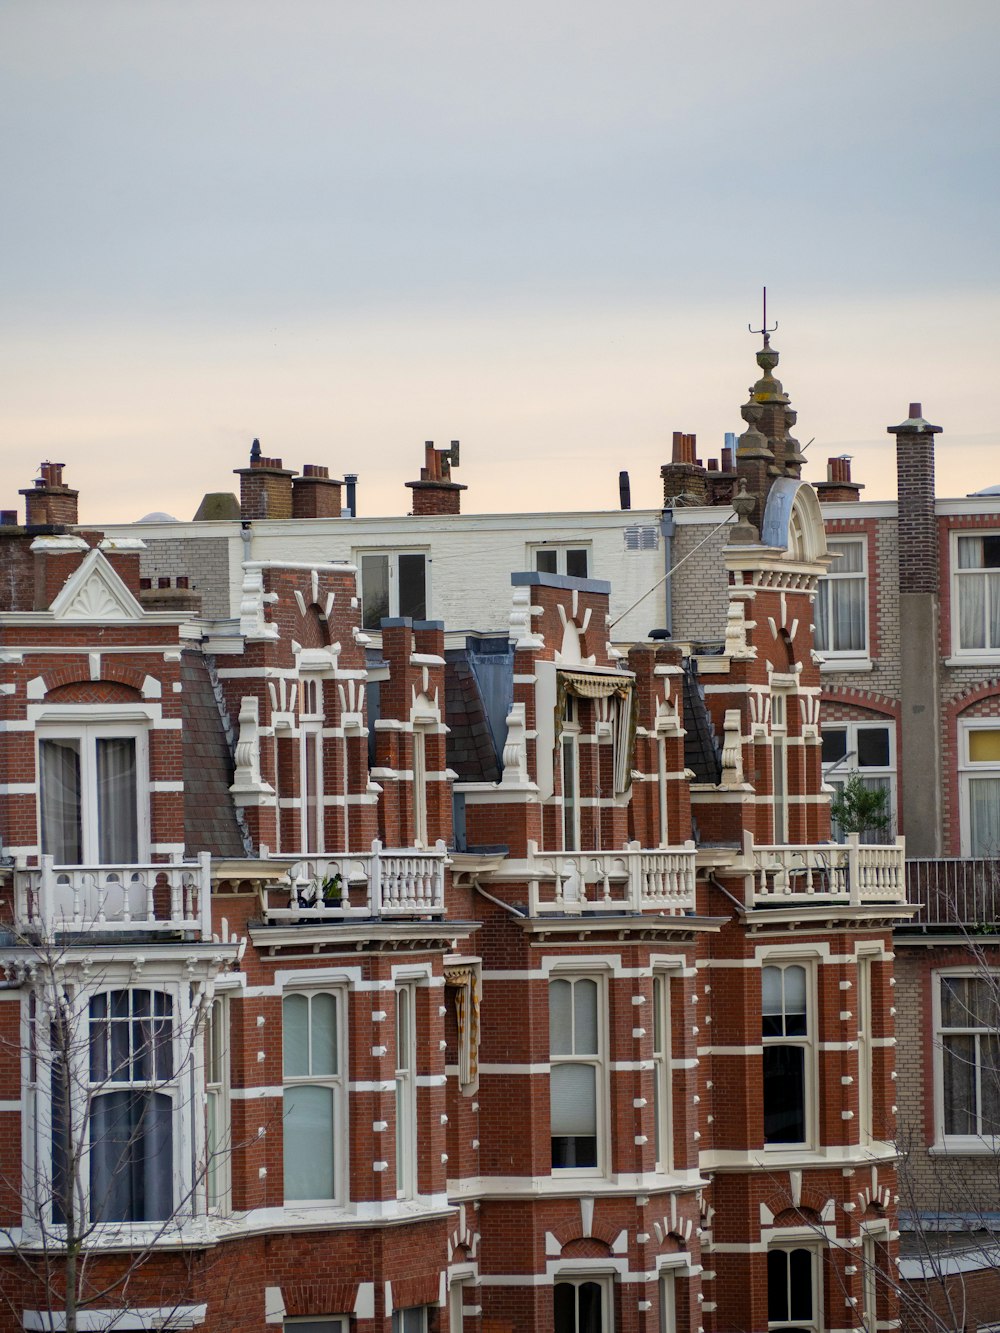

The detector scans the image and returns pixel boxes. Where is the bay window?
[395,983,417,1198]
[937,973,1000,1143]
[652,973,672,1172]
[822,721,896,843]
[205,995,230,1212]
[39,726,145,864]
[554,1278,608,1333]
[955,533,1000,653]
[762,964,810,1146]
[282,991,343,1201]
[550,976,603,1172]
[815,538,867,656]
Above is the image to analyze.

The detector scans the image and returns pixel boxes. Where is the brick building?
[0,339,910,1331]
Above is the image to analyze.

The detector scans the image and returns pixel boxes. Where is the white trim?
[23,1307,207,1331]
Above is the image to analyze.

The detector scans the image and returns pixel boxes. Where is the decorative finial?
[748,286,778,347]
[250,438,261,462]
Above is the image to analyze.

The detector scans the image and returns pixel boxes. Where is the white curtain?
[39,739,82,864]
[969,777,1000,856]
[96,737,138,863]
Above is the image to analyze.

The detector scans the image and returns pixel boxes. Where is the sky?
[1,1,998,524]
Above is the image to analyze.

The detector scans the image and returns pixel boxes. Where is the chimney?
[889,402,941,594]
[619,471,631,510]
[19,461,79,527]
[344,473,358,517]
[234,442,297,520]
[292,464,343,519]
[405,440,467,516]
[815,455,863,504]
[660,432,708,505]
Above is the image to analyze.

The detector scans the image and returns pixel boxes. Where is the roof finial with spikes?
[748,286,778,348]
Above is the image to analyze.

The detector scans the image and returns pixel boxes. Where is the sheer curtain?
[39,739,82,864]
[969,777,1000,856]
[96,737,138,863]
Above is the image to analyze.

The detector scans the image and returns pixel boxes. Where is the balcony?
[904,857,1000,930]
[14,854,213,939]
[520,840,697,916]
[742,832,906,908]
[259,839,449,922]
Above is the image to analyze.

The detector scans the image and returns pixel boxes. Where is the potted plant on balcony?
[321,873,345,908]
[830,775,891,842]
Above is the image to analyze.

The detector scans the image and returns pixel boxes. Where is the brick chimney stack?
[661,432,709,505]
[815,455,863,504]
[19,461,79,527]
[292,464,343,519]
[890,402,941,594]
[234,442,297,520]
[405,440,467,516]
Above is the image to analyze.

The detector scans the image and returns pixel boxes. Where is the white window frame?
[529,543,591,579]
[284,1320,348,1333]
[412,723,429,848]
[958,718,1000,858]
[36,721,150,865]
[561,695,581,852]
[281,988,346,1204]
[815,535,869,664]
[766,1243,820,1333]
[770,692,789,844]
[856,955,875,1147]
[395,981,418,1199]
[652,972,672,1174]
[356,548,430,630]
[658,1271,676,1333]
[205,993,231,1213]
[299,678,325,854]
[951,530,1000,660]
[549,972,607,1178]
[552,1274,614,1332]
[762,961,814,1151]
[822,720,896,844]
[933,968,1000,1151]
[391,1306,428,1333]
[860,1223,888,1333]
[28,977,199,1236]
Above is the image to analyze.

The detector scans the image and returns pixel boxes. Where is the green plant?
[830,774,891,836]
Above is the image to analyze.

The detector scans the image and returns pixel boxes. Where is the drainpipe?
[660,509,675,637]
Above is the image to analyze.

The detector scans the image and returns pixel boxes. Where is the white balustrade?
[523,841,697,916]
[261,839,448,921]
[742,831,906,907]
[15,854,212,938]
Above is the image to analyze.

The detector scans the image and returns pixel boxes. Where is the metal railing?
[14,854,212,938]
[522,840,697,916]
[260,839,448,921]
[743,832,906,908]
[905,857,1000,930]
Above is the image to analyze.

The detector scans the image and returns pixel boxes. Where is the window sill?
[929,1140,1000,1156]
[818,657,873,673]
[945,655,1000,668]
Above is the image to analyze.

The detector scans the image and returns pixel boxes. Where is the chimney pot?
[909,402,922,419]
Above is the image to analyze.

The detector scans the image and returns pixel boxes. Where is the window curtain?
[969,777,1000,856]
[89,1089,172,1222]
[283,1085,335,1199]
[39,739,82,864]
[554,671,636,794]
[96,737,138,863]
[830,579,865,652]
[814,581,830,651]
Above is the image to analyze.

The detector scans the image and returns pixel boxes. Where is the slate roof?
[181,652,247,858]
[445,650,502,783]
[682,660,722,785]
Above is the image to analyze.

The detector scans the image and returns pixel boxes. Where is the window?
[553,1278,608,1333]
[39,726,146,864]
[412,725,428,847]
[205,995,230,1211]
[815,538,867,656]
[659,1272,675,1333]
[762,964,810,1146]
[561,695,581,851]
[938,974,1000,1142]
[285,1322,347,1333]
[392,1309,427,1333]
[282,992,342,1201]
[359,551,427,629]
[767,1247,817,1332]
[652,974,672,1172]
[959,722,1000,856]
[54,989,175,1224]
[955,533,1000,653]
[856,957,873,1145]
[395,983,417,1198]
[300,679,324,854]
[771,693,788,844]
[550,977,603,1171]
[861,1232,879,1333]
[532,544,590,579]
[822,722,895,843]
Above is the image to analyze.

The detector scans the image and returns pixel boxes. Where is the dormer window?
[38,727,145,865]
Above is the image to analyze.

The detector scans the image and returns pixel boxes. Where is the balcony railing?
[14,854,213,939]
[742,832,906,908]
[260,839,449,921]
[905,857,1000,930]
[521,840,697,916]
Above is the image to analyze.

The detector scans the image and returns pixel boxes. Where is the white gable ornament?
[48,548,144,622]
